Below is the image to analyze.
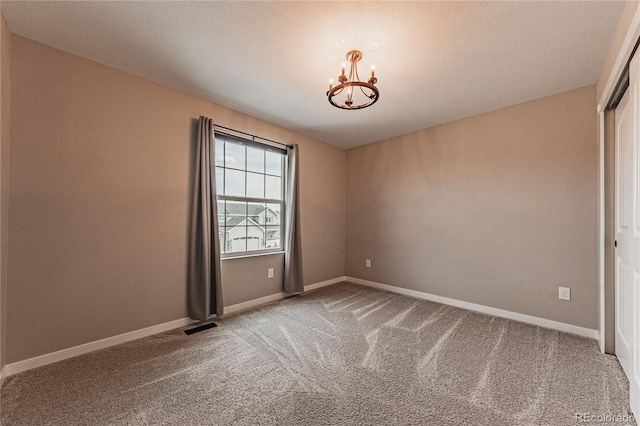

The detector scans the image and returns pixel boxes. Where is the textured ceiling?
[0,1,626,149]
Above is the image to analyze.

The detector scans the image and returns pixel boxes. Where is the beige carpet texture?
[0,282,634,425]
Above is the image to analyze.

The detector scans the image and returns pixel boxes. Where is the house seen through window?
[215,134,286,256]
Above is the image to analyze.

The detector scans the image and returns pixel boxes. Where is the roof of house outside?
[224,217,263,229]
[221,204,280,218]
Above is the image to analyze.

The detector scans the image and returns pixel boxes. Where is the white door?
[616,55,640,416]
[615,85,632,377]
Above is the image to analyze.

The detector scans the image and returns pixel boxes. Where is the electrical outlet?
[366,259,371,268]
[268,268,274,279]
[558,287,571,301]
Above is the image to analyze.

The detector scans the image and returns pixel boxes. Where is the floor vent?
[184,322,217,335]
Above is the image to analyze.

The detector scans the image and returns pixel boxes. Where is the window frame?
[214,132,286,259]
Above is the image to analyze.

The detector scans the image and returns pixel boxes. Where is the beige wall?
[0,11,10,372]
[6,35,345,364]
[346,85,598,329]
[222,253,284,306]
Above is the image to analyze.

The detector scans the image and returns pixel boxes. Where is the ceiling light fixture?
[327,50,379,110]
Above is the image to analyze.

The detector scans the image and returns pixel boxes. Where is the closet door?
[615,54,640,415]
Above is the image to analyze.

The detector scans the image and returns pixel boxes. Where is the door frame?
[599,5,640,354]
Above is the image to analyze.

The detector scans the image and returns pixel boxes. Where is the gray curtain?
[188,116,223,320]
[284,144,304,296]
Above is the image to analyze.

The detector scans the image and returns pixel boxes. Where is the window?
[215,134,286,256]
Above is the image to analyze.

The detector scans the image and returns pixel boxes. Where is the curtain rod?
[213,124,293,149]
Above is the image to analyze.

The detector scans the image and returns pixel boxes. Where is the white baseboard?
[304,276,346,292]
[224,276,346,315]
[2,276,346,379]
[3,317,196,378]
[224,292,286,315]
[346,276,599,340]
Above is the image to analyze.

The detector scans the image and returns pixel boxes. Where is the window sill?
[221,251,285,261]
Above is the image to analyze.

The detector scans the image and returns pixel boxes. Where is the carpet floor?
[0,282,634,425]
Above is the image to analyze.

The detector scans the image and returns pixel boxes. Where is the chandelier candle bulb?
[341,62,346,76]
[371,65,375,78]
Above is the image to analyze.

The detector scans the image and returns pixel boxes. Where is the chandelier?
[327,50,379,110]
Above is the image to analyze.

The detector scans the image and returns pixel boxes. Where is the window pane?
[225,201,246,225]
[225,169,245,197]
[224,200,246,252]
[266,203,281,225]
[225,142,246,170]
[247,202,265,226]
[215,139,224,166]
[266,152,283,176]
[226,226,247,253]
[217,200,225,225]
[246,172,265,198]
[218,224,226,254]
[265,226,281,249]
[247,147,265,173]
[215,167,224,195]
[246,225,264,251]
[266,175,282,200]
